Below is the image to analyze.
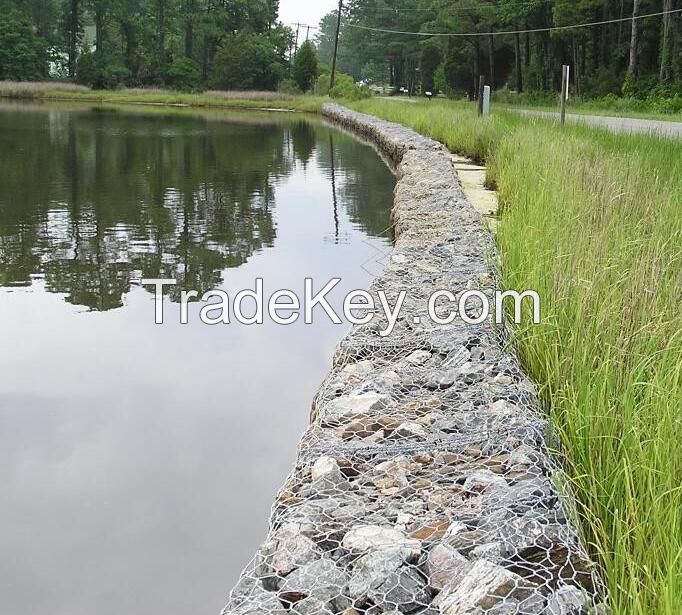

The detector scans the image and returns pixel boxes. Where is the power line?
[346,8,682,38]
[361,0,555,13]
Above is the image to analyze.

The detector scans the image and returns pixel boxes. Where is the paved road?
[515,109,682,139]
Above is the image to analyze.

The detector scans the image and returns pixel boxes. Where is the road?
[515,109,682,139]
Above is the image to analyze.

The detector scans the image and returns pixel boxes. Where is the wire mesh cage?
[223,106,607,615]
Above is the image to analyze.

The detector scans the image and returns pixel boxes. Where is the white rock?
[312,456,343,482]
[342,525,421,560]
[405,350,432,365]
[444,521,468,540]
[327,392,391,418]
[488,399,518,414]
[341,360,374,381]
[395,421,429,439]
[463,470,508,493]
[433,560,523,614]
[545,585,590,614]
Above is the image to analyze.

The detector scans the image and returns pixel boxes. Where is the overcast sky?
[279,0,339,31]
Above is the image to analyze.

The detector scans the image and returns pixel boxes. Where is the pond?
[0,103,395,615]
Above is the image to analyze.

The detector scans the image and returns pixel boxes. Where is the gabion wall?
[223,104,606,615]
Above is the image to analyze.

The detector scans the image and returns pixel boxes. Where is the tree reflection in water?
[0,105,393,311]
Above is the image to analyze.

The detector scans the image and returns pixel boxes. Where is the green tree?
[420,42,441,93]
[0,3,47,80]
[292,40,318,92]
[211,31,284,90]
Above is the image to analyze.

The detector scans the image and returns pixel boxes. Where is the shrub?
[166,57,201,92]
[278,78,302,95]
[314,73,331,96]
[329,73,371,101]
[585,66,623,98]
[211,32,284,91]
[76,49,130,89]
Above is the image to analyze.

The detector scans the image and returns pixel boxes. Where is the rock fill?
[223,104,606,615]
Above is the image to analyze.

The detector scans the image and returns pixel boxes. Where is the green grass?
[507,102,682,123]
[349,98,682,614]
[0,81,325,113]
[4,86,679,611]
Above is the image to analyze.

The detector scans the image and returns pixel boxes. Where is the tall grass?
[0,81,321,111]
[350,99,682,614]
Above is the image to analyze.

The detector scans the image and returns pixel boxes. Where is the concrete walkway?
[515,109,682,139]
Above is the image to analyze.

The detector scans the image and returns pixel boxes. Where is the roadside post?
[482,86,491,116]
[477,75,486,116]
[560,65,569,125]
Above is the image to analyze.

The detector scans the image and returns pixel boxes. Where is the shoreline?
[223,103,605,615]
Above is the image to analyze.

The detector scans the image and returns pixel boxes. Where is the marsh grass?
[0,81,90,97]
[351,98,682,614]
[0,82,320,111]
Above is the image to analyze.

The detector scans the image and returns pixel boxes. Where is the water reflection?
[0,104,391,310]
[0,103,395,615]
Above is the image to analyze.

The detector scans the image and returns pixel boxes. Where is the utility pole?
[330,0,343,89]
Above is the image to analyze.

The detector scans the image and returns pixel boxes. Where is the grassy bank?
[349,99,682,614]
[0,81,324,112]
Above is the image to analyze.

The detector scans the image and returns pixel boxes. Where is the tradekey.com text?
[142,278,541,337]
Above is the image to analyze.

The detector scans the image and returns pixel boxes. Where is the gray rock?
[225,591,286,615]
[425,369,459,390]
[498,518,566,554]
[269,523,319,576]
[348,549,405,601]
[290,597,333,615]
[544,585,590,614]
[326,392,391,418]
[470,542,509,564]
[463,470,508,494]
[311,456,347,492]
[394,421,430,440]
[340,360,374,381]
[372,457,412,490]
[426,544,469,591]
[368,566,430,613]
[404,350,432,365]
[488,601,522,615]
[518,592,547,614]
[433,560,524,614]
[279,558,348,604]
[508,444,542,467]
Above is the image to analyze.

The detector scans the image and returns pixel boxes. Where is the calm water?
[0,103,394,615]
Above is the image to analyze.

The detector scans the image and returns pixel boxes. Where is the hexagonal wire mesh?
[223,106,607,615]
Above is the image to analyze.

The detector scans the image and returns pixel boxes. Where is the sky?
[279,0,339,31]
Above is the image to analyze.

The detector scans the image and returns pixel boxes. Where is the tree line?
[317,0,682,101]
[0,0,320,90]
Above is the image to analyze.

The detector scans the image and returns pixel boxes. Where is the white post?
[482,85,491,116]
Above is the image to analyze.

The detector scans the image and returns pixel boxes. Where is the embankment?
[223,103,604,615]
